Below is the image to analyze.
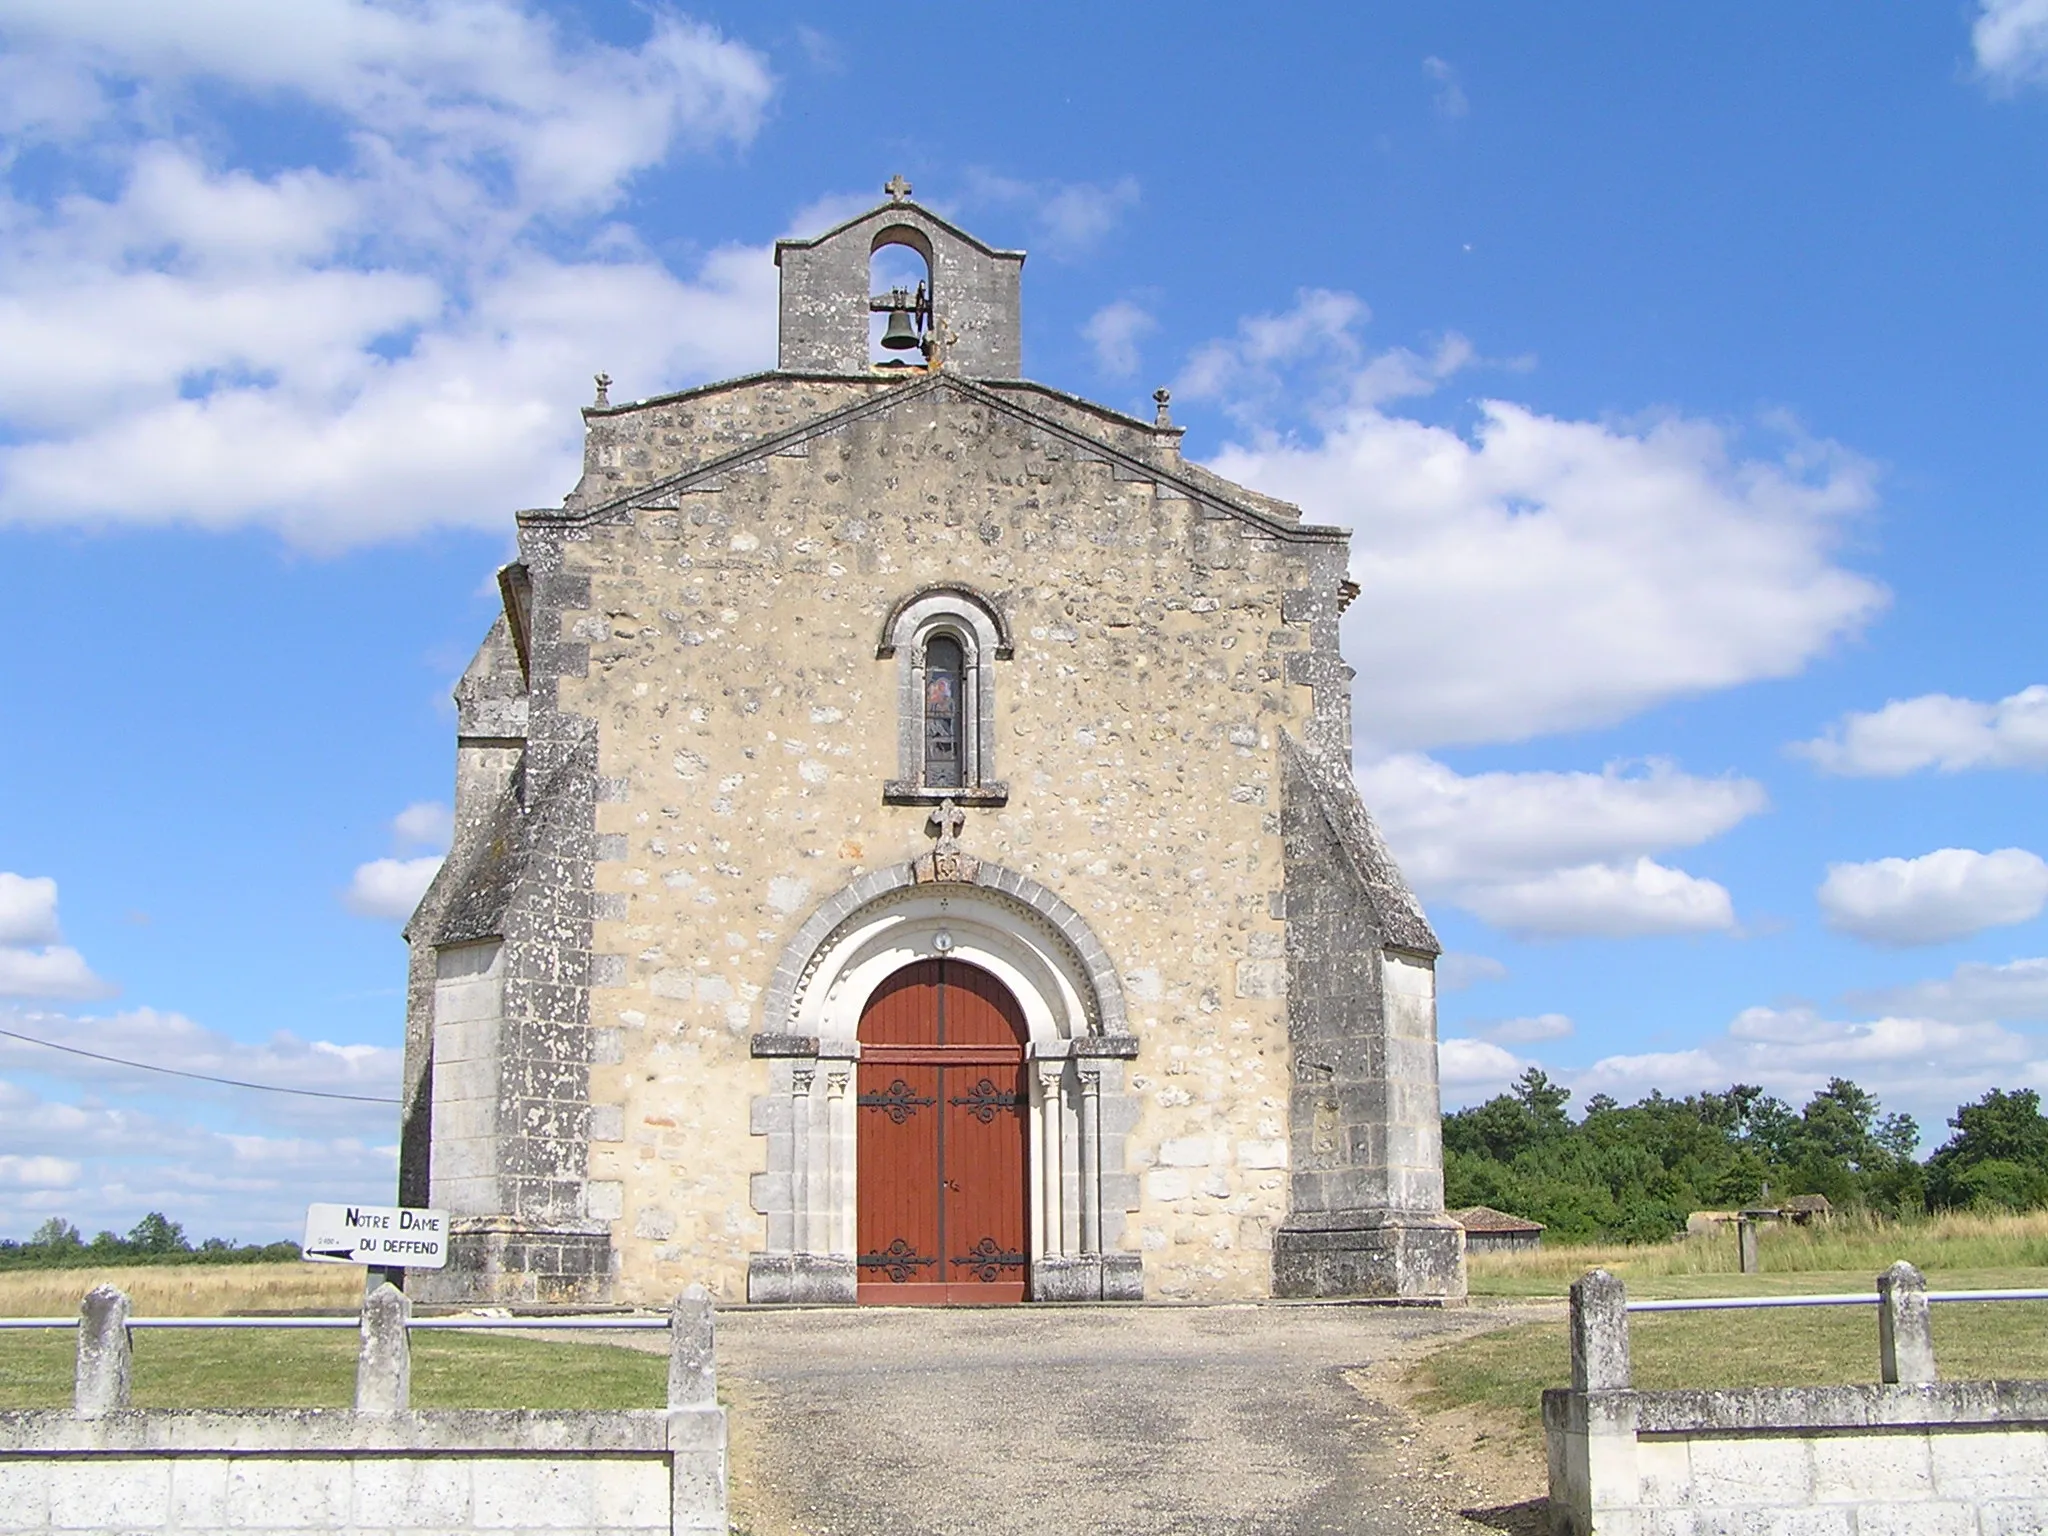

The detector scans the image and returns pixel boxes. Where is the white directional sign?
[302,1203,449,1269]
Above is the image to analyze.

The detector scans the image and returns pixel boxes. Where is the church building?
[397,181,1465,1306]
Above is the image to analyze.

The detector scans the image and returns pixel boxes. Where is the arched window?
[923,633,965,788]
[880,585,1011,806]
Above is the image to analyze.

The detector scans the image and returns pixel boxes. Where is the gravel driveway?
[712,1301,1511,1536]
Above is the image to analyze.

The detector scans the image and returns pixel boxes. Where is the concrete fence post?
[667,1285,727,1532]
[1878,1259,1937,1385]
[75,1284,132,1417]
[1737,1217,1760,1275]
[1570,1269,1631,1391]
[668,1284,716,1409]
[354,1280,412,1413]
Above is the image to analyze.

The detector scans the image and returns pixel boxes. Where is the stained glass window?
[923,634,963,788]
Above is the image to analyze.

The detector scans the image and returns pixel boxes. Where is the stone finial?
[75,1284,132,1417]
[668,1284,716,1408]
[1878,1259,1936,1385]
[884,173,913,203]
[1569,1269,1631,1391]
[354,1281,412,1413]
[593,372,612,408]
[1153,387,1172,428]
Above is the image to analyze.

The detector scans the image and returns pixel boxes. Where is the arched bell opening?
[868,225,933,367]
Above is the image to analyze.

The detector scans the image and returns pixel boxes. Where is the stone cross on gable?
[929,798,965,853]
[884,174,913,203]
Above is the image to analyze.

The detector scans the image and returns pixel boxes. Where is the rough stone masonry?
[397,182,1466,1308]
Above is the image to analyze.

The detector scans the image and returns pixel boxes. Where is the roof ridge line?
[534,371,1344,543]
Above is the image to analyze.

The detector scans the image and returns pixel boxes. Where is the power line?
[0,1026,400,1104]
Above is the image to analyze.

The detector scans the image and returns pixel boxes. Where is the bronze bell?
[880,305,921,350]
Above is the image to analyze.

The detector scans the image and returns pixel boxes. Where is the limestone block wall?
[3,1285,729,1535]
[524,374,1363,1304]
[427,939,506,1215]
[1548,1267,2048,1535]
[1545,1384,2048,1536]
[0,1411,727,1536]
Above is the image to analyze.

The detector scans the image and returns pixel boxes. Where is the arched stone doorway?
[747,862,1146,1304]
[856,959,1029,1303]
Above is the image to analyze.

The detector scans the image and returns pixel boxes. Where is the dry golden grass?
[1469,1208,2048,1297]
[0,1262,362,1317]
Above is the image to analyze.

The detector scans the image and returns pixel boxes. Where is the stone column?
[1079,1066,1103,1256]
[354,1281,412,1413]
[75,1284,131,1418]
[790,1066,815,1257]
[825,1065,852,1258]
[1570,1269,1631,1391]
[1878,1260,1937,1385]
[1038,1060,1066,1258]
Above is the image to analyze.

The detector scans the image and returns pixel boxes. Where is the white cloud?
[1175,288,1369,410]
[1795,685,2048,776]
[392,800,455,850]
[1083,300,1156,378]
[344,856,444,921]
[0,873,61,946]
[0,1154,81,1189]
[1196,298,1885,750]
[1572,1006,2047,1134]
[1483,1013,1575,1044]
[965,170,1140,257]
[0,872,112,998]
[1423,55,1468,119]
[0,1074,395,1239]
[0,1005,400,1114]
[0,946,110,1000]
[1818,847,2048,947]
[1438,1036,1529,1095]
[1358,754,1762,938]
[1464,860,1737,939]
[1847,956,2048,1025]
[1975,0,2048,90]
[1437,952,1508,992]
[0,4,778,548]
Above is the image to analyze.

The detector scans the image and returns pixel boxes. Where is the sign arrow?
[304,1247,357,1262]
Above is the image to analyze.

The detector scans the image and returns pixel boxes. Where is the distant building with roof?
[1451,1206,1545,1253]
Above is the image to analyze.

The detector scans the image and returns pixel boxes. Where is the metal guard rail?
[1628,1287,2048,1313]
[0,1314,672,1330]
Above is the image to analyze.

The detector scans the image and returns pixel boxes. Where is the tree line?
[1444,1074,2048,1242]
[0,1213,301,1269]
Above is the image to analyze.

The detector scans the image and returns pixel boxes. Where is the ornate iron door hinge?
[950,1236,1028,1282]
[948,1077,1025,1123]
[858,1079,937,1123]
[858,1238,938,1283]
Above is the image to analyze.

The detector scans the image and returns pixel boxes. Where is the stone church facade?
[397,186,1465,1307]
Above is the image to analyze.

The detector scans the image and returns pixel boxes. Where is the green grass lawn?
[0,1331,666,1411]
[1418,1281,2048,1445]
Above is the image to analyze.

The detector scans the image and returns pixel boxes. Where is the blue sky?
[3,2,2047,1239]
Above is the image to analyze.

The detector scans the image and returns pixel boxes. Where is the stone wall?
[533,370,1376,1304]
[1546,1266,2048,1535]
[0,1284,728,1536]
[0,1414,722,1535]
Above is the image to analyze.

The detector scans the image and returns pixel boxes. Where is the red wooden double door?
[856,959,1030,1304]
